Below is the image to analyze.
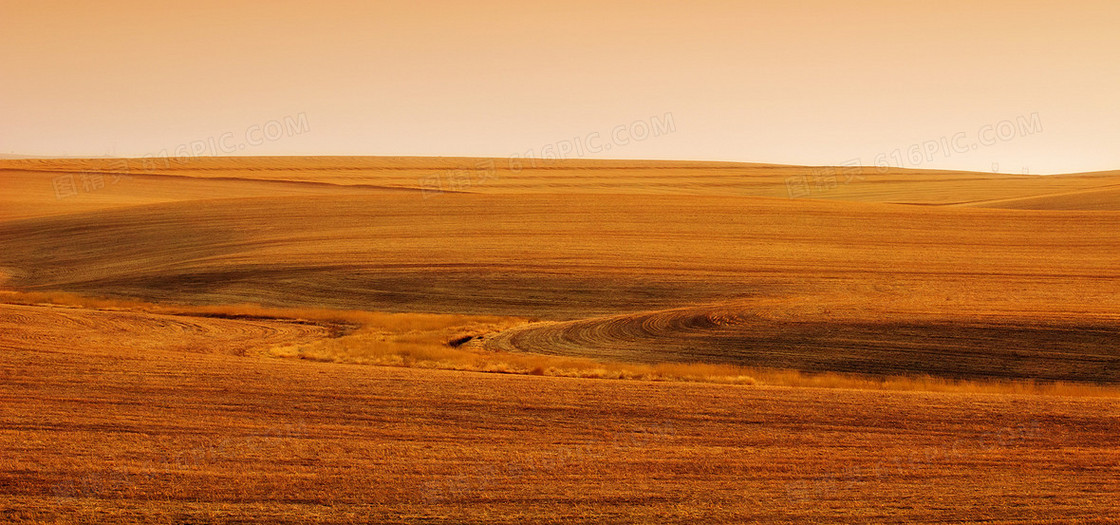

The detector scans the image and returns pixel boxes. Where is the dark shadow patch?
[447,335,474,348]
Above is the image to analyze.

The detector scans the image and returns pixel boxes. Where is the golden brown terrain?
[1,157,1118,523]
[3,306,1120,524]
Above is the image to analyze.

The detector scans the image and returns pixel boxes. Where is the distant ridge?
[4,156,1120,210]
[0,153,127,160]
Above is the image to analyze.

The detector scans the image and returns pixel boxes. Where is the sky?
[1,0,1118,174]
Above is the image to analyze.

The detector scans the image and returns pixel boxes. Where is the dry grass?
[2,289,758,384]
[4,157,1120,522]
[7,289,1117,397]
[4,337,1120,524]
[6,156,1120,208]
[4,161,1118,385]
[746,367,1120,398]
[270,329,760,385]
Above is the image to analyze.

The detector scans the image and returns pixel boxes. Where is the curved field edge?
[6,290,1120,398]
[480,302,1120,385]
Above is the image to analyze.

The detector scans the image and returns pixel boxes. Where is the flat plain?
[1,157,1118,523]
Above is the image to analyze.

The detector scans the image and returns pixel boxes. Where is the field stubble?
[2,157,1120,523]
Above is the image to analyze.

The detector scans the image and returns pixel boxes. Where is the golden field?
[1,157,1119,523]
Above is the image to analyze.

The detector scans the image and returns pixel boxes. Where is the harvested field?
[2,301,1119,523]
[2,157,1119,523]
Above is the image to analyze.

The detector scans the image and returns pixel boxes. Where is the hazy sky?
[2,0,1118,174]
